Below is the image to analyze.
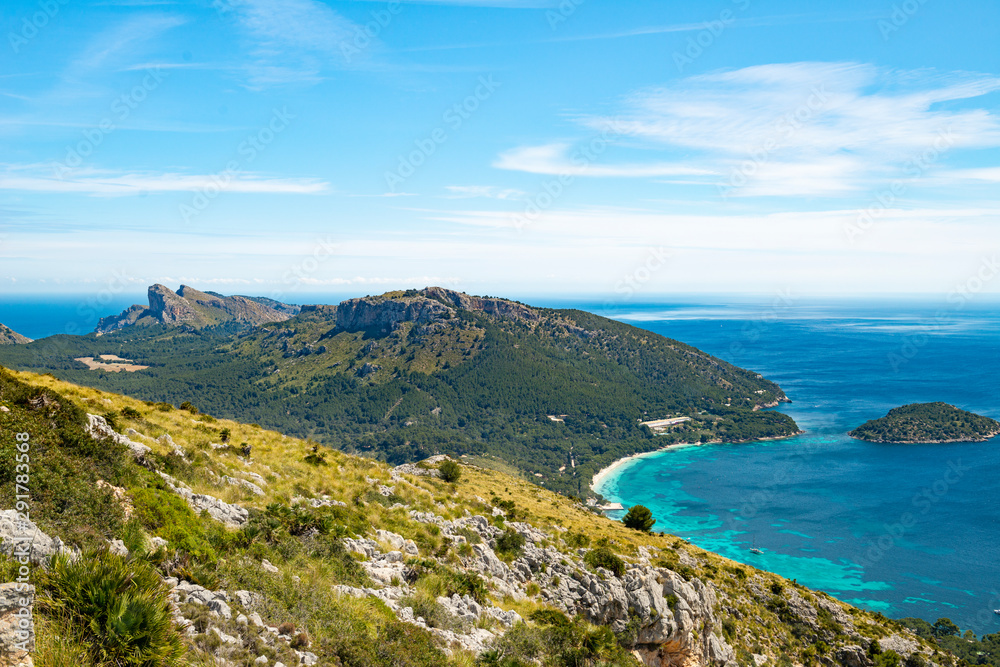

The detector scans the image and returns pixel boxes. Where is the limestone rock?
[157,472,248,527]
[86,414,151,460]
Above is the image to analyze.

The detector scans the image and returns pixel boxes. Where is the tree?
[439,459,462,483]
[932,617,959,637]
[622,505,656,532]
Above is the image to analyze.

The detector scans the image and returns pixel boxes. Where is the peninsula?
[849,402,1000,443]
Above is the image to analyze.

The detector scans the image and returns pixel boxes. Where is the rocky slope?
[0,369,961,667]
[0,324,30,345]
[95,284,300,333]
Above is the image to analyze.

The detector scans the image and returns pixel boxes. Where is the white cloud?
[494,143,714,177]
[444,185,526,199]
[496,63,1000,198]
[0,166,329,196]
[228,0,369,87]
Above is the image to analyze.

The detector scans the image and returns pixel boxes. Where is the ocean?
[582,297,1000,634]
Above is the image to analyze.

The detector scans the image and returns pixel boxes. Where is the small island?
[849,402,1000,443]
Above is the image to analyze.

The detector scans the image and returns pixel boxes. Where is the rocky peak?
[148,284,199,324]
[328,287,540,336]
[96,285,300,333]
[420,286,539,322]
[0,323,31,345]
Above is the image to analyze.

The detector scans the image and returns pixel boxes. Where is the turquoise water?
[586,299,1000,634]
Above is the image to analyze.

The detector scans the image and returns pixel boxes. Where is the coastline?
[590,431,804,499]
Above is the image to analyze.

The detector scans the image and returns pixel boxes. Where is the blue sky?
[1,0,999,301]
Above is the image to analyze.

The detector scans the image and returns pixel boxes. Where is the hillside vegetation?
[0,368,981,667]
[0,288,799,496]
[849,403,1000,443]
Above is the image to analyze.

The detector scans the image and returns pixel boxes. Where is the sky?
[1,0,999,303]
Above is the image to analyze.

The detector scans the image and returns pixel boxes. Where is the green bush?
[495,529,526,559]
[40,550,184,666]
[438,459,462,483]
[130,487,216,561]
[584,547,625,577]
[121,406,143,420]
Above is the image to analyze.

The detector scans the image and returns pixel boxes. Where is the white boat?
[750,548,764,555]
[994,609,1000,616]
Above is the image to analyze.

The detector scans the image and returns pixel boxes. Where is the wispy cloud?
[0,165,329,196]
[444,185,526,199]
[494,143,714,178]
[495,62,1000,197]
[227,0,365,87]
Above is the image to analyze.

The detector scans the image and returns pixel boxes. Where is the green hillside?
[0,288,800,496]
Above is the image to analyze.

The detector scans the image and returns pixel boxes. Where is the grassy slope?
[0,368,968,667]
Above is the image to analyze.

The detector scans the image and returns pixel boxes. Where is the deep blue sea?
[3,293,999,632]
[573,297,1000,635]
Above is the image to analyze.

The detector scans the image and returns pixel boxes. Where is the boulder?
[86,414,151,460]
[0,511,72,565]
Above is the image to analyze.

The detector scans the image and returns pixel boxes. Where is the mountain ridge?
[96,284,301,333]
[0,286,799,496]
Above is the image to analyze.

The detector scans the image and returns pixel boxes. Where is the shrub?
[438,459,462,483]
[277,621,296,636]
[130,487,216,561]
[495,529,526,559]
[121,406,142,420]
[621,505,656,532]
[179,401,198,414]
[219,428,231,443]
[564,532,590,548]
[40,550,184,666]
[102,411,121,431]
[584,547,625,577]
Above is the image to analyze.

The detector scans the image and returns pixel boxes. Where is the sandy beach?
[590,431,805,497]
[590,441,699,495]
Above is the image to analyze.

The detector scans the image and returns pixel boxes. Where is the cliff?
[0,324,31,345]
[96,284,300,333]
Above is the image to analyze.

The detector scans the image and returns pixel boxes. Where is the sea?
[3,292,999,633]
[575,296,1000,635]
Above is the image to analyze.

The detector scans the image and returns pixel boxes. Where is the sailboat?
[749,537,763,555]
